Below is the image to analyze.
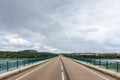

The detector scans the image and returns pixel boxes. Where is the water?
[0,59,23,63]
[99,59,120,62]
[0,60,14,63]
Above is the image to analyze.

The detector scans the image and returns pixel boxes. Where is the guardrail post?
[106,61,108,69]
[24,60,25,66]
[99,60,101,67]
[29,59,30,65]
[117,62,119,72]
[17,60,18,68]
[6,61,9,71]
[86,59,88,63]
[93,60,95,65]
[90,59,91,64]
[31,59,33,64]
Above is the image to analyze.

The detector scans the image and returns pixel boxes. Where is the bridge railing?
[66,56,120,72]
[0,56,54,72]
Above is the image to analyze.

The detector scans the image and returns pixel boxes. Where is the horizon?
[0,49,120,54]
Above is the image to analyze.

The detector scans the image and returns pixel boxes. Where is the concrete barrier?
[0,58,54,80]
[71,58,120,80]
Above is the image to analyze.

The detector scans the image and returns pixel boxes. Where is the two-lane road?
[5,56,116,80]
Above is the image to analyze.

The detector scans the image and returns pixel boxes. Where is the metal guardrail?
[0,56,54,72]
[67,56,120,72]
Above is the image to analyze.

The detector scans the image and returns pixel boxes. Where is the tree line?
[0,50,58,58]
[63,53,120,59]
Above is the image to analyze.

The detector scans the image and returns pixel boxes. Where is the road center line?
[61,62,64,80]
[16,60,53,80]
[61,62,63,71]
[62,72,64,80]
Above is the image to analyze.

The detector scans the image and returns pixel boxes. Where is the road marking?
[76,61,109,80]
[61,62,63,71]
[16,60,53,80]
[61,62,64,80]
[62,72,64,80]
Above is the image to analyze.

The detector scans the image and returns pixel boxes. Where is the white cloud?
[0,34,60,52]
[44,45,59,52]
[4,35,30,46]
[32,43,60,52]
[0,34,31,51]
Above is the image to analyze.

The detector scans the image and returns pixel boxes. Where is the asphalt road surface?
[5,56,116,80]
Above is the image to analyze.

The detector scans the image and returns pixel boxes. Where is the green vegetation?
[63,53,120,59]
[0,50,58,59]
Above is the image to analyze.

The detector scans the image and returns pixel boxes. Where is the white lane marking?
[61,62,63,71]
[61,62,64,80]
[62,72,64,80]
[16,60,53,80]
[76,61,109,80]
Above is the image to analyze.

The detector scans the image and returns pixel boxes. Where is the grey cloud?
[0,0,120,52]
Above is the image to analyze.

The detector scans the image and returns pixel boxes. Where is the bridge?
[0,56,117,80]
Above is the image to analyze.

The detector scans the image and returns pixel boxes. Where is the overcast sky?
[0,0,120,53]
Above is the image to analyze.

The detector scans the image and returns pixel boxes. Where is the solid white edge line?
[16,60,53,80]
[76,61,109,80]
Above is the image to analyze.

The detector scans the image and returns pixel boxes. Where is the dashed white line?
[61,62,63,71]
[16,60,53,80]
[61,62,64,80]
[62,72,64,80]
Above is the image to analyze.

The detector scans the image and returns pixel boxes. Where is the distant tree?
[62,53,120,59]
[0,50,58,58]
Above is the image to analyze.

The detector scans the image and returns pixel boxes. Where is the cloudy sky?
[0,0,120,53]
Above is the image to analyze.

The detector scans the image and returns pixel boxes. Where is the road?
[5,56,116,80]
